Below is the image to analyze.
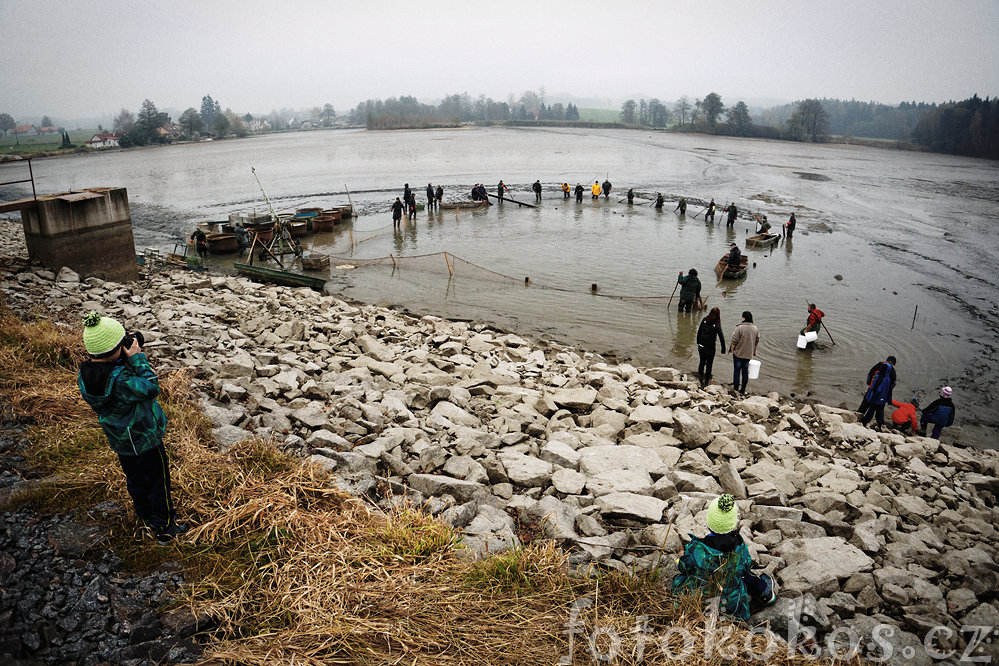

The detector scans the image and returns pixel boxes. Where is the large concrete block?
[21,187,139,282]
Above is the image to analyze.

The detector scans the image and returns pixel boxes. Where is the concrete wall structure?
[21,187,139,282]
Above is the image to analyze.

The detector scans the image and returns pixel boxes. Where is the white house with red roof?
[85,133,120,149]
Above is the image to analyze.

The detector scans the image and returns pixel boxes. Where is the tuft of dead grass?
[0,300,860,665]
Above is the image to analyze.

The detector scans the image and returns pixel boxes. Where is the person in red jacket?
[800,304,824,336]
[890,397,919,432]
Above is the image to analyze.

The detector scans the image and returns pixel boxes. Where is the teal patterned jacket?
[78,353,167,457]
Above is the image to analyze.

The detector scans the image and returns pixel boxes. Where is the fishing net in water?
[327,249,693,305]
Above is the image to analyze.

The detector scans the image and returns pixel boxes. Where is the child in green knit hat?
[670,493,776,621]
[78,311,184,545]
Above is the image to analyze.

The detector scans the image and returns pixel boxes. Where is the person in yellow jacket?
[591,181,601,199]
[561,183,570,198]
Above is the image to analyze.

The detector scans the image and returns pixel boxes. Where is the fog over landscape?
[1,0,996,123]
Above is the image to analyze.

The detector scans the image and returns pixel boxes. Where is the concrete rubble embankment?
[1,223,997,662]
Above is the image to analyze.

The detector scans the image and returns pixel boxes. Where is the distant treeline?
[349,93,580,129]
[349,91,999,159]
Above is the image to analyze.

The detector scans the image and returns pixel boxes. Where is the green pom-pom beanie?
[706,494,739,534]
[82,310,125,356]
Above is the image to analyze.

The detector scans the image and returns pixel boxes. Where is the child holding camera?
[78,311,184,545]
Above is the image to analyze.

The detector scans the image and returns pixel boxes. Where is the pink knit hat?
[941,386,952,397]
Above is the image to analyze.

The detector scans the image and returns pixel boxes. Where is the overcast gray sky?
[2,0,997,123]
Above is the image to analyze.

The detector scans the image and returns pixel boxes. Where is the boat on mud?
[745,233,780,249]
[714,254,749,279]
[440,200,490,210]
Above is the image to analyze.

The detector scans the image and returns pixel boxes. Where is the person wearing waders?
[676,268,701,313]
[533,179,542,202]
[726,202,738,226]
[78,312,184,545]
[655,193,664,209]
[403,183,411,206]
[426,183,435,212]
[591,181,601,199]
[435,184,443,208]
[391,197,404,228]
[859,355,897,430]
[602,178,612,198]
[675,196,687,215]
[627,188,634,204]
[706,199,716,222]
[497,180,508,202]
[800,303,824,337]
[785,212,796,238]
[574,182,584,203]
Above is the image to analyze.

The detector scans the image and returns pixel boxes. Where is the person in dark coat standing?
[403,183,411,206]
[391,197,404,228]
[676,269,701,313]
[627,188,634,204]
[435,184,444,208]
[497,180,508,202]
[726,202,738,226]
[859,355,897,428]
[696,307,726,387]
[785,212,796,238]
[919,386,955,439]
[574,183,584,203]
[602,179,612,198]
[426,183,436,212]
[532,180,542,201]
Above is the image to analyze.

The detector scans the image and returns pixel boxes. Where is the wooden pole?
[911,305,918,330]
[485,192,537,208]
[344,184,356,217]
[444,252,453,276]
[390,254,396,268]
[666,279,679,308]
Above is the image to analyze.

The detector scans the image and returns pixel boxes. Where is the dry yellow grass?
[0,299,858,665]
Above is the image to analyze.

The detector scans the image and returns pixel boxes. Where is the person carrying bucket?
[729,311,760,395]
[800,304,824,337]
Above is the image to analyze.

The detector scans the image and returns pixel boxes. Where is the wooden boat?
[714,254,749,279]
[312,211,341,232]
[234,263,327,290]
[746,233,780,249]
[206,232,239,254]
[296,207,323,216]
[440,200,489,210]
[302,253,331,271]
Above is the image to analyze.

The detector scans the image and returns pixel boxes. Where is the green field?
[0,129,97,156]
[576,108,620,123]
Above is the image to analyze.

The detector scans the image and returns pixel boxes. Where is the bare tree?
[674,96,691,127]
[113,108,135,134]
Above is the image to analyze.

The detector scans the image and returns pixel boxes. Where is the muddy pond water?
[3,127,997,445]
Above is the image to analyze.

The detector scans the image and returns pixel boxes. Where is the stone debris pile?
[1,232,997,662]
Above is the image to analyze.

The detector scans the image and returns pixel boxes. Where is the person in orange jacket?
[890,397,919,432]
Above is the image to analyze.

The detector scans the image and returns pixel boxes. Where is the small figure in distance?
[627,188,634,204]
[676,268,701,313]
[391,197,404,228]
[574,182,584,203]
[497,180,508,202]
[675,196,687,215]
[435,184,443,208]
[729,311,759,395]
[706,198,716,222]
[533,179,542,202]
[403,183,411,206]
[426,183,435,213]
[655,193,664,209]
[785,212,796,238]
[602,178,612,198]
[591,181,601,199]
[859,355,897,430]
[696,306,726,387]
[671,494,777,621]
[726,202,738,226]
[890,396,919,433]
[78,311,185,545]
[800,303,824,337]
[919,386,955,439]
[562,182,570,199]
[190,228,207,259]
[406,193,417,219]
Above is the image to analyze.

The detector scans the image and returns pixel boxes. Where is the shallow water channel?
[3,127,997,445]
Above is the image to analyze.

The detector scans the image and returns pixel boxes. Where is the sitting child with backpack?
[671,494,776,621]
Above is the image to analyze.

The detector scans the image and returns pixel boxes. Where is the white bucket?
[748,359,761,379]
[796,335,808,349]
[805,331,819,343]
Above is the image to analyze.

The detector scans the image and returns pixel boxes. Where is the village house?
[85,133,120,149]
[36,126,59,135]
[12,125,39,137]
